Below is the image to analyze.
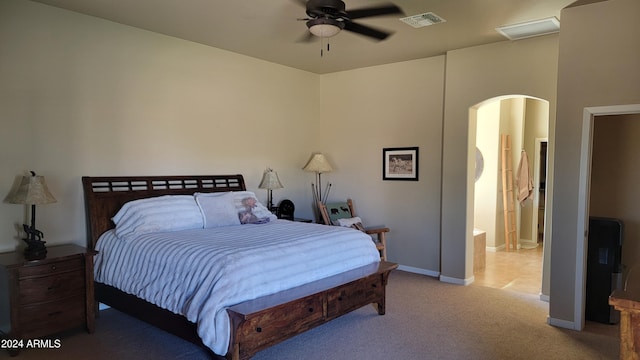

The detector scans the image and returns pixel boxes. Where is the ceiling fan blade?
[343,21,392,41]
[347,4,403,20]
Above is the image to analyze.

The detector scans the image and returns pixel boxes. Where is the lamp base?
[23,241,47,261]
[21,224,47,260]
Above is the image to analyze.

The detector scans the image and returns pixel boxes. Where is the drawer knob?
[51,265,57,271]
[255,327,262,333]
[371,284,377,288]
[308,307,314,313]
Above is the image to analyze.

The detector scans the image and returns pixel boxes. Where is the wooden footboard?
[226,261,397,360]
[95,261,396,360]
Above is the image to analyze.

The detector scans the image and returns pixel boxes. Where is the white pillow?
[231,191,278,223]
[194,192,241,228]
[112,195,204,239]
[335,216,363,227]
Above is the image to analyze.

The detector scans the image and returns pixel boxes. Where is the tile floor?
[473,243,544,296]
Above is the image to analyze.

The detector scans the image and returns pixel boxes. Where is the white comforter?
[94,220,380,355]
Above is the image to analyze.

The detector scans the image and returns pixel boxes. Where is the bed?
[82,174,397,360]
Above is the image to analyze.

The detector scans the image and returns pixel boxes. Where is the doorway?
[574,104,640,329]
[471,95,549,297]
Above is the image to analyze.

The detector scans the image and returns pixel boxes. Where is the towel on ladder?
[517,150,534,204]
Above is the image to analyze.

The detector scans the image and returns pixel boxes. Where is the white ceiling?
[30,0,575,74]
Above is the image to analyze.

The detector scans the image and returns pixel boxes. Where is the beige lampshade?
[303,153,333,174]
[5,172,57,205]
[258,169,284,190]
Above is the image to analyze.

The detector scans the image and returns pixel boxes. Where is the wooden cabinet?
[609,283,640,359]
[0,244,96,355]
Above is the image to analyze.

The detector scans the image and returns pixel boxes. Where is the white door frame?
[575,104,640,330]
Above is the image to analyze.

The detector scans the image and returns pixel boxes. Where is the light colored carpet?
[1,270,620,360]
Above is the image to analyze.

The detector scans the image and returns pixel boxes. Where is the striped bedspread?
[94,220,380,355]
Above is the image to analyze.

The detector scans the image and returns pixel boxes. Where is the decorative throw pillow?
[325,202,352,225]
[231,191,278,224]
[194,192,241,228]
[112,195,204,239]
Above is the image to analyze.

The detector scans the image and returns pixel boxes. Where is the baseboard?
[547,316,578,330]
[539,293,550,302]
[486,244,503,252]
[440,274,474,286]
[397,264,439,278]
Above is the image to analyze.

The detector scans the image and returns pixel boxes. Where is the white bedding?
[94,219,380,355]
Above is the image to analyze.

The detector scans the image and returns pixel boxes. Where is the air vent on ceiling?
[496,17,560,40]
[400,12,446,28]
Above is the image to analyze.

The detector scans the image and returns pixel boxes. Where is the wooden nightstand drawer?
[19,270,85,304]
[19,295,86,339]
[18,257,83,278]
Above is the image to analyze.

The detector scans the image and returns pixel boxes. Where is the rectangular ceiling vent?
[400,12,446,28]
[496,17,560,40]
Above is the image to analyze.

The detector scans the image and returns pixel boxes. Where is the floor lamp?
[303,153,333,223]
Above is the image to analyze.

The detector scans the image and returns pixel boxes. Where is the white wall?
[475,101,500,248]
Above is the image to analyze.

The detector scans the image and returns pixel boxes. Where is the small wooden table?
[609,286,640,359]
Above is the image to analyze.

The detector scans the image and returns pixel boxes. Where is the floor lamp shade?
[303,153,333,223]
[302,153,334,174]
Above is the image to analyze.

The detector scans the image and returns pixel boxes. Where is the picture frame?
[383,147,419,181]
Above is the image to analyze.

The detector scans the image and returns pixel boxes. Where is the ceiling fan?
[296,0,403,41]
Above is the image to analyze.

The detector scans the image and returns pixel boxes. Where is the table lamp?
[258,168,283,211]
[5,171,57,260]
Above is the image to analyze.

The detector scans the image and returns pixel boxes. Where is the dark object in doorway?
[585,217,623,324]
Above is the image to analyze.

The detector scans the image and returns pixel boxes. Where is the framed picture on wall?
[383,147,419,181]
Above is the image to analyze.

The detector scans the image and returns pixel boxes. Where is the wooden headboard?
[82,175,246,250]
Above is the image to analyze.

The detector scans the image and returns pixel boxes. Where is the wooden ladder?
[501,134,517,251]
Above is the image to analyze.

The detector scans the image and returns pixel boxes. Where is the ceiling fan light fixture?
[307,18,344,38]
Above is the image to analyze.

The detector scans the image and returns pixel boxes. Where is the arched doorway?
[469,95,549,297]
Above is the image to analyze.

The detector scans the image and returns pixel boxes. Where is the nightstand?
[0,244,96,355]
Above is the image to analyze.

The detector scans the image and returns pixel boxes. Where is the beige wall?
[0,1,561,280]
[0,0,319,252]
[318,57,445,271]
[550,0,640,327]
[442,35,559,283]
[7,0,626,330]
